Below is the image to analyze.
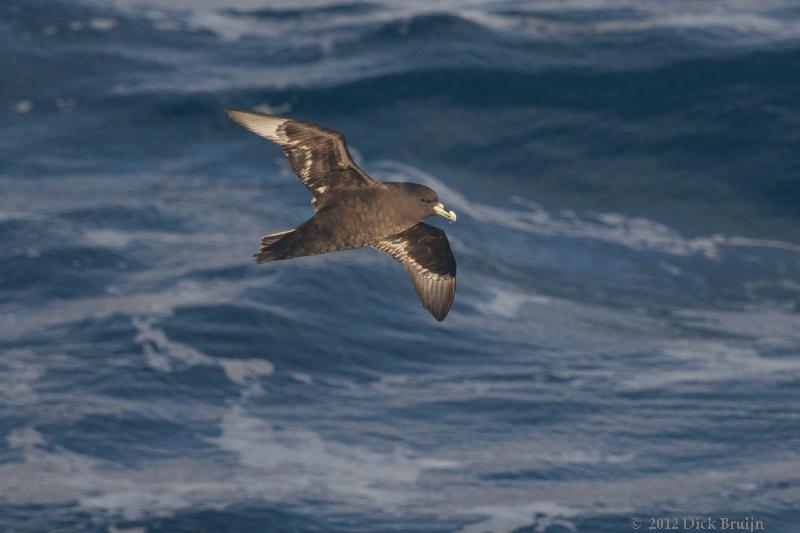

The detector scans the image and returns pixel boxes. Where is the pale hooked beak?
[433,201,457,223]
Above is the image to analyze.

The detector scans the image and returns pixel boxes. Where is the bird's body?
[263,185,423,260]
[225,109,458,321]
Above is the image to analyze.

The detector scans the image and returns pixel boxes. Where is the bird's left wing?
[372,223,456,321]
[225,109,376,209]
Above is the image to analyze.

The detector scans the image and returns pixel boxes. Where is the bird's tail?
[255,229,296,263]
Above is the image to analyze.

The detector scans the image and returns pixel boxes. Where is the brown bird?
[226,109,458,321]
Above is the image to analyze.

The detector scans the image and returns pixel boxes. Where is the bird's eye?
[419,197,428,203]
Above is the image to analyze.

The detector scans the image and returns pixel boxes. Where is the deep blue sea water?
[2,1,800,531]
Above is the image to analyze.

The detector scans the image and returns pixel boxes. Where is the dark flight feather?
[225,109,375,209]
[372,223,456,321]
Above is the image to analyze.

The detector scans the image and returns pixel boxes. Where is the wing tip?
[425,277,456,322]
[224,108,253,121]
[429,302,451,321]
[224,107,286,119]
[224,108,289,140]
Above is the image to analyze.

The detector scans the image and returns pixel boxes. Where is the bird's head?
[396,183,457,223]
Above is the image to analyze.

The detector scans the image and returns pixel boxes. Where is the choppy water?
[2,1,800,532]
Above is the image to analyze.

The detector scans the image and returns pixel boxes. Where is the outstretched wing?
[372,223,457,321]
[225,109,377,209]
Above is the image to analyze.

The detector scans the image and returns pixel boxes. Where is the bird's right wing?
[225,109,377,209]
[372,223,456,321]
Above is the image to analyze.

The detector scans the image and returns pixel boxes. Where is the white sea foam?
[6,426,46,450]
[218,358,274,385]
[0,267,283,341]
[0,350,44,406]
[459,501,579,533]
[461,1,800,43]
[0,403,460,522]
[0,184,293,339]
[85,229,133,249]
[623,339,800,390]
[132,317,274,390]
[207,405,457,505]
[253,102,293,115]
[13,100,33,114]
[92,0,800,96]
[65,17,117,32]
[3,443,793,532]
[484,286,550,318]
[134,317,215,368]
[674,307,800,343]
[98,0,800,44]
[290,372,313,384]
[89,17,117,31]
[0,356,797,532]
[55,97,77,110]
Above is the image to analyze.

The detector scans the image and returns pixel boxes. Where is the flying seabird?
[225,109,459,321]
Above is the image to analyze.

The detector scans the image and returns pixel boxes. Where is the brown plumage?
[226,109,458,321]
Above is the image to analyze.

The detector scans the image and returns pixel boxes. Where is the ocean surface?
[2,1,800,531]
